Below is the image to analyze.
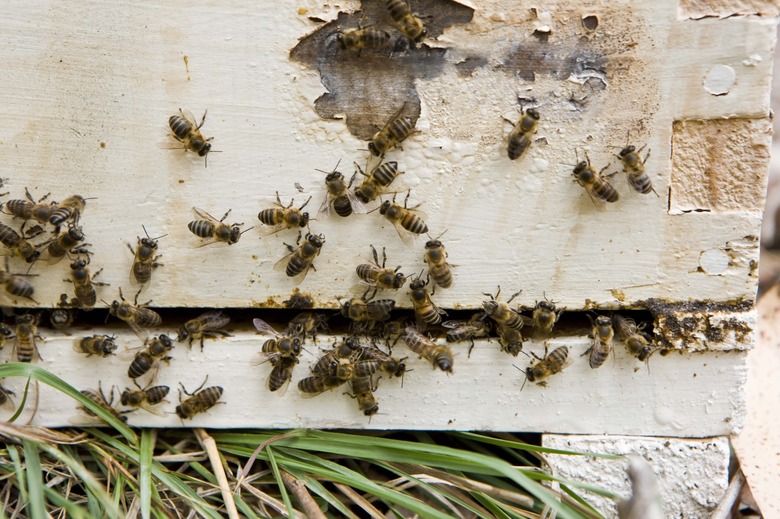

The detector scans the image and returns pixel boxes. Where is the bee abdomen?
[128,352,153,379]
[5,200,33,219]
[133,264,152,284]
[433,349,454,372]
[588,345,609,369]
[507,134,531,160]
[386,0,409,20]
[169,115,192,139]
[594,181,619,203]
[628,174,654,194]
[0,223,21,247]
[388,116,415,142]
[356,264,378,283]
[401,214,428,234]
[429,267,452,288]
[17,341,34,363]
[285,255,306,277]
[373,162,400,187]
[257,209,282,226]
[333,197,353,217]
[49,208,73,227]
[6,277,34,299]
[137,309,162,328]
[188,220,214,238]
[417,307,441,325]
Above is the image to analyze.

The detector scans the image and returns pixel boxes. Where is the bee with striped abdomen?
[273,231,324,285]
[349,374,379,416]
[583,315,614,369]
[401,326,453,373]
[0,222,42,263]
[504,106,540,161]
[80,384,129,423]
[318,163,367,218]
[354,160,402,204]
[482,286,526,331]
[74,335,117,357]
[386,0,427,45]
[254,318,303,392]
[572,153,619,205]
[177,311,232,351]
[532,296,560,336]
[355,245,406,295]
[258,192,311,233]
[285,312,329,343]
[46,223,87,262]
[341,295,396,324]
[3,188,57,225]
[497,323,524,357]
[66,258,107,308]
[188,207,251,246]
[443,312,490,356]
[409,275,445,328]
[0,257,36,303]
[520,344,569,388]
[127,334,174,380]
[618,144,658,197]
[379,191,428,246]
[612,314,655,362]
[49,195,89,229]
[128,225,165,285]
[14,314,42,363]
[107,288,162,338]
[424,233,453,290]
[121,384,170,415]
[368,103,417,157]
[175,378,224,420]
[337,25,392,52]
[169,108,214,166]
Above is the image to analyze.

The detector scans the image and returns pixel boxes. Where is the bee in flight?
[73,334,117,357]
[386,0,428,45]
[106,288,162,339]
[168,108,215,166]
[503,105,540,161]
[2,188,57,225]
[612,314,655,363]
[14,314,42,363]
[368,103,418,157]
[253,318,303,392]
[128,225,165,285]
[127,334,174,380]
[177,311,232,351]
[188,207,252,246]
[354,160,402,204]
[617,143,658,197]
[337,25,392,52]
[532,295,560,336]
[583,315,614,369]
[121,384,170,415]
[66,257,107,308]
[401,326,453,373]
[318,162,367,218]
[0,257,37,303]
[258,191,312,233]
[423,232,453,290]
[443,312,491,356]
[175,377,224,420]
[354,245,406,295]
[572,152,619,205]
[519,344,569,389]
[274,231,324,285]
[378,190,428,246]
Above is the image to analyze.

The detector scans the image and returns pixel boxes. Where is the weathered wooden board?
[0,0,773,432]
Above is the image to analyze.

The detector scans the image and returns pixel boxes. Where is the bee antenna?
[239,226,255,235]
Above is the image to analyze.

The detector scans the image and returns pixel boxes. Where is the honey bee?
[127,334,174,380]
[424,234,453,290]
[309,337,361,377]
[612,314,654,362]
[49,294,77,329]
[442,312,490,356]
[177,311,232,351]
[521,344,569,388]
[273,231,324,285]
[337,25,392,51]
[175,378,224,420]
[354,345,407,378]
[379,191,428,246]
[285,312,329,343]
[188,207,251,246]
[349,375,379,416]
[482,286,526,331]
[318,163,367,218]
[49,195,88,228]
[618,144,658,197]
[14,314,42,363]
[496,323,524,357]
[46,223,87,262]
[283,290,314,309]
[74,334,117,357]
[386,0,428,45]
[583,315,614,369]
[80,384,129,423]
[532,296,560,336]
[572,153,619,205]
[169,108,214,166]
[355,245,407,294]
[354,161,402,204]
[120,385,170,414]
[0,222,42,263]
[66,258,107,308]
[503,107,540,161]
[107,288,162,338]
[409,275,445,328]
[0,384,15,410]
[0,257,37,302]
[368,103,417,157]
[258,192,311,233]
[3,188,57,224]
[298,344,357,396]
[128,226,165,285]
[254,318,303,392]
[341,296,396,323]
[401,326,453,373]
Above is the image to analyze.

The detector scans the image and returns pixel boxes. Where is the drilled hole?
[582,15,599,31]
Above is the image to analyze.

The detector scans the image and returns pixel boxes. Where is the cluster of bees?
[0,2,664,422]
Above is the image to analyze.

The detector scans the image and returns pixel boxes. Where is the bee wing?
[380,103,407,132]
[390,221,418,248]
[288,263,314,286]
[252,318,282,337]
[179,108,199,127]
[345,190,368,214]
[135,400,169,417]
[123,319,149,342]
[350,282,378,295]
[201,311,230,330]
[441,320,468,330]
[317,193,333,219]
[192,207,220,224]
[272,250,297,273]
[261,224,292,237]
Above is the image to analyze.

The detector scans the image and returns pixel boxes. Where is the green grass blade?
[22,440,47,519]
[285,468,359,519]
[43,486,90,519]
[266,446,295,518]
[454,432,622,459]
[7,376,32,423]
[140,429,154,519]
[6,444,28,506]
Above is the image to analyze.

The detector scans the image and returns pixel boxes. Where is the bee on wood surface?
[298,342,357,396]
[497,323,524,357]
[572,153,619,205]
[254,318,303,392]
[74,334,117,357]
[409,275,445,328]
[503,106,540,161]
[349,374,379,416]
[386,0,427,44]
[46,223,86,262]
[583,315,614,369]
[127,334,174,380]
[258,192,311,233]
[309,337,361,377]
[532,296,560,336]
[2,188,57,225]
[273,231,324,285]
[443,312,490,356]
[285,312,329,343]
[80,384,129,423]
[354,347,408,379]
[66,258,107,308]
[175,378,224,420]
[337,25,392,51]
[354,161,402,204]
[379,191,428,246]
[401,326,453,373]
[107,288,162,338]
[424,234,453,290]
[618,144,658,197]
[341,296,395,323]
[128,225,165,285]
[120,385,170,414]
[368,103,417,157]
[0,257,37,303]
[355,245,406,294]
[482,286,526,331]
[612,314,654,362]
[188,207,251,246]
[49,294,77,329]
[318,163,367,218]
[520,344,569,388]
[14,314,42,363]
[0,384,15,410]
[49,195,89,229]
[0,222,42,263]
[169,108,214,166]
[177,311,232,351]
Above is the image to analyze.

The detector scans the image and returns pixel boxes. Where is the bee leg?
[507,290,522,304]
[219,209,232,223]
[126,243,136,256]
[197,109,208,130]
[501,116,517,127]
[299,196,312,211]
[580,346,593,358]
[370,244,380,266]
[641,146,650,164]
[467,338,475,358]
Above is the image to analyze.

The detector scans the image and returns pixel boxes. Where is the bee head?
[70,259,87,270]
[619,145,635,158]
[393,273,407,288]
[537,300,556,311]
[378,200,391,215]
[198,142,212,157]
[228,225,242,244]
[300,212,310,227]
[526,108,540,120]
[336,32,347,49]
[573,162,593,180]
[292,338,302,355]
[367,142,381,156]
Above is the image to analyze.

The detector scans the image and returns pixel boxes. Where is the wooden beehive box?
[0,0,775,433]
